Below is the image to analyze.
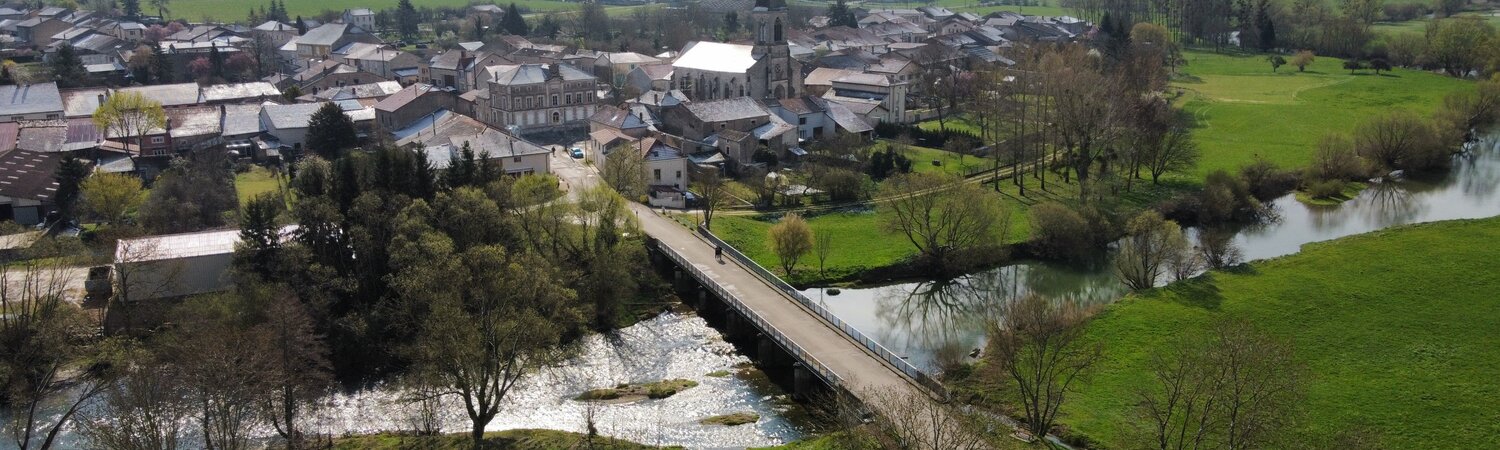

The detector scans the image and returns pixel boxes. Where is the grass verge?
[1051,216,1500,448]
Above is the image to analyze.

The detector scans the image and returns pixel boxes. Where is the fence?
[693,224,950,398]
[654,240,844,388]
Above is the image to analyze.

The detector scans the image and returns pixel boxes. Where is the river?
[30,312,810,450]
[804,133,1500,373]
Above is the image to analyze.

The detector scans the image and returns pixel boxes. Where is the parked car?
[570,147,584,159]
[84,266,112,303]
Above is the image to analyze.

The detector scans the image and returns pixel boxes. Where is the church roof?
[673,41,757,74]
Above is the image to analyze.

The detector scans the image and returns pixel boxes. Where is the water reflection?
[810,132,1500,373]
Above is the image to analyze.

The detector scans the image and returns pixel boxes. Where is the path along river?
[804,133,1500,373]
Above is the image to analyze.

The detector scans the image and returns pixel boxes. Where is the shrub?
[1306,179,1347,199]
[1199,170,1258,224]
[1353,110,1451,172]
[1028,202,1094,261]
[1239,158,1301,201]
[1306,134,1369,182]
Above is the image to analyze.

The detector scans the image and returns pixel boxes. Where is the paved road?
[1,265,88,305]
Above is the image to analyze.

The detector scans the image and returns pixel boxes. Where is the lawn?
[1053,216,1500,448]
[706,210,918,284]
[1372,11,1500,36]
[916,114,985,137]
[234,165,287,207]
[1173,49,1472,177]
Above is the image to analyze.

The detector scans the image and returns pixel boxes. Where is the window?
[654,169,661,180]
[552,95,558,106]
[798,117,807,125]
[150,136,164,144]
[675,170,682,179]
[525,97,532,108]
[513,156,521,162]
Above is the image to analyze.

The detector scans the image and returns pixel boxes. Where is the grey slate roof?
[221,104,266,137]
[262,102,327,129]
[299,22,357,47]
[488,63,594,85]
[116,83,201,107]
[200,82,280,102]
[684,97,771,123]
[0,83,64,117]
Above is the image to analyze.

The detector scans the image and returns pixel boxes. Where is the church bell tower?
[751,0,800,100]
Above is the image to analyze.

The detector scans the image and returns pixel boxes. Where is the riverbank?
[1005,216,1500,448]
[332,429,675,449]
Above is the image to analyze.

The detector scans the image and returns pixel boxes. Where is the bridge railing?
[694,223,949,398]
[655,240,844,388]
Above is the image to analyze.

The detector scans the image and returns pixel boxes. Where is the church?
[670,0,803,102]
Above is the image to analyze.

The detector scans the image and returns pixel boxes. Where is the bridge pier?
[793,363,817,401]
[757,334,789,369]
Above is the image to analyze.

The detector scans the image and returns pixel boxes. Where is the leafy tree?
[767,212,813,276]
[1369,57,1391,74]
[147,0,168,18]
[1427,17,1496,76]
[1028,202,1092,261]
[1267,54,1287,72]
[577,1,610,42]
[281,85,301,102]
[502,3,529,36]
[693,169,728,229]
[986,293,1101,439]
[404,243,583,449]
[530,14,557,39]
[396,0,418,39]
[80,173,146,226]
[603,143,647,199]
[826,0,857,28]
[878,173,1009,272]
[1115,211,1188,290]
[49,44,87,88]
[1291,50,1316,72]
[92,91,166,156]
[52,155,88,223]
[139,151,237,234]
[187,56,212,80]
[305,102,358,159]
[1343,58,1365,73]
[150,44,173,83]
[724,11,739,34]
[77,346,190,450]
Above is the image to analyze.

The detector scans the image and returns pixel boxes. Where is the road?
[1,265,89,305]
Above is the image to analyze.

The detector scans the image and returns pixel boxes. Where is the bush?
[1199,170,1258,224]
[1239,158,1301,201]
[1028,202,1094,261]
[1306,179,1347,199]
[1353,110,1451,172]
[1306,134,1369,182]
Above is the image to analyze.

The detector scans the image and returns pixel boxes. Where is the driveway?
[548,142,600,201]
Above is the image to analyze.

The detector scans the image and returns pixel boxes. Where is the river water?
[805,133,1500,373]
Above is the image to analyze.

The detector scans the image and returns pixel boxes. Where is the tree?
[987,293,1101,439]
[814,232,833,277]
[1291,50,1316,72]
[165,294,274,450]
[1427,17,1496,76]
[767,213,814,276]
[1028,202,1092,261]
[49,44,87,88]
[724,11,739,34]
[78,347,190,450]
[139,151,238,234]
[1307,133,1367,181]
[693,169,728,229]
[0,262,120,450]
[1340,0,1382,25]
[80,173,146,226]
[826,0,857,28]
[305,102,358,159]
[52,155,87,223]
[92,92,166,159]
[1369,58,1391,74]
[602,143,647,199]
[501,3,528,36]
[1043,45,1126,202]
[148,0,168,18]
[1352,109,1449,171]
[150,44,173,82]
[396,0,418,39]
[1137,320,1305,450]
[405,244,582,449]
[187,56,212,80]
[577,1,611,42]
[257,292,331,446]
[1115,211,1189,291]
[1343,58,1365,74]
[1433,0,1464,17]
[1143,123,1200,184]
[293,15,306,35]
[234,192,285,281]
[1266,55,1287,72]
[1198,226,1244,269]
[878,173,1009,272]
[122,0,140,17]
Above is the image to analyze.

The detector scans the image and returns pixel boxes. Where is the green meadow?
[1172,50,1471,177]
[1055,217,1500,448]
[170,0,643,24]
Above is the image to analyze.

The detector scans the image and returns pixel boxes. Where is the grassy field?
[706,210,917,284]
[1372,11,1500,36]
[1052,216,1500,448]
[333,428,670,449]
[234,165,287,207]
[1173,49,1471,176]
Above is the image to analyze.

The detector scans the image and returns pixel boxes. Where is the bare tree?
[987,293,1101,438]
[1197,227,1244,270]
[693,169,729,229]
[0,263,118,450]
[814,232,833,277]
[258,292,332,448]
[1042,45,1126,202]
[878,173,1010,272]
[168,295,275,450]
[866,389,987,450]
[79,347,191,450]
[109,236,181,332]
[1136,319,1306,450]
[603,143,648,199]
